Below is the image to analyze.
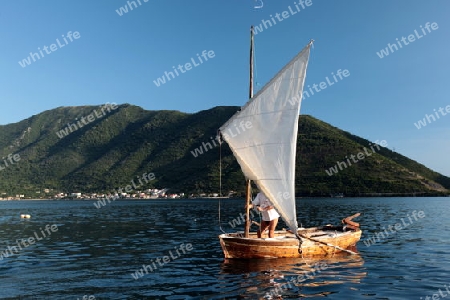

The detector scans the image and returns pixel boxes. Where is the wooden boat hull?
[219,225,361,258]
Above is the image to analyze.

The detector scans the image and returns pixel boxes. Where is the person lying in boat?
[249,192,280,238]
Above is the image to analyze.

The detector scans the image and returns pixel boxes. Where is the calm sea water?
[0,197,449,299]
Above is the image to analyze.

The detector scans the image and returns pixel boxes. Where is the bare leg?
[258,221,270,238]
[268,218,279,238]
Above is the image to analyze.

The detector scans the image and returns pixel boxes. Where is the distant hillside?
[0,104,448,197]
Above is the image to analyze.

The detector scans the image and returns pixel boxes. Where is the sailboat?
[218,27,362,258]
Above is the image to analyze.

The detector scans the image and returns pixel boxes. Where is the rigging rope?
[218,197,226,234]
[250,186,261,225]
[253,36,261,91]
[217,131,226,234]
[218,130,222,197]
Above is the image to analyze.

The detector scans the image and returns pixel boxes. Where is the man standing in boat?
[249,191,280,238]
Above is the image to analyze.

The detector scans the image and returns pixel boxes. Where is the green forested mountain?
[0,104,448,197]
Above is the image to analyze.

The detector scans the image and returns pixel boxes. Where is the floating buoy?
[20,214,31,219]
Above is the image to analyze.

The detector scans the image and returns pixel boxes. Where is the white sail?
[220,41,312,233]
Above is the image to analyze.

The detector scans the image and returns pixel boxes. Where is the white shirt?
[252,192,280,221]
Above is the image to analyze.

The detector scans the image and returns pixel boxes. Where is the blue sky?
[0,0,449,176]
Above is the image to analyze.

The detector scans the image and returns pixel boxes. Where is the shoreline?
[2,194,449,201]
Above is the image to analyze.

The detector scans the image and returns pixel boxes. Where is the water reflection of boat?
[219,253,366,299]
[220,249,364,275]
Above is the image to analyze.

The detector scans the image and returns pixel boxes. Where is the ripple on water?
[0,198,449,299]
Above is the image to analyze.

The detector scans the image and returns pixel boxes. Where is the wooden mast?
[244,26,254,238]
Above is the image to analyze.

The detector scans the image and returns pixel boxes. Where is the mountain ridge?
[0,104,448,198]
